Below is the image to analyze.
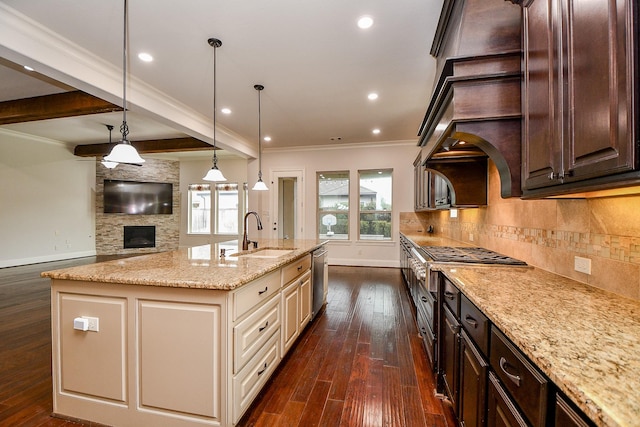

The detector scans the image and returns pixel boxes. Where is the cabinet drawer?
[555,393,594,427]
[416,284,436,331]
[282,254,311,285]
[442,278,460,316]
[233,270,280,321]
[460,294,489,356]
[232,332,280,423]
[233,294,281,373]
[490,326,549,427]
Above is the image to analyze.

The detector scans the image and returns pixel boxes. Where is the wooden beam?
[0,91,122,125]
[73,137,215,157]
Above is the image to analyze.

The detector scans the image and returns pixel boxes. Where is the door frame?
[270,168,305,240]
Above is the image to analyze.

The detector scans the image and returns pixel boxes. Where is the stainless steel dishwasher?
[311,247,327,320]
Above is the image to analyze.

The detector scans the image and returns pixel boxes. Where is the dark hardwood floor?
[0,259,453,427]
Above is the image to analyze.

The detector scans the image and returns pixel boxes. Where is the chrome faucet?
[242,211,263,250]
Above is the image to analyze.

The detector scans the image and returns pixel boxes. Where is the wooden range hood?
[418,0,523,201]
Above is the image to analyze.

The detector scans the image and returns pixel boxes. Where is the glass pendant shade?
[203,165,226,182]
[104,141,145,164]
[252,178,268,191]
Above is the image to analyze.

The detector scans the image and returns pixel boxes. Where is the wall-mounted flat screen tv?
[104,179,173,214]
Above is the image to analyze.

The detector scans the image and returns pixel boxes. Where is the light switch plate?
[574,256,592,275]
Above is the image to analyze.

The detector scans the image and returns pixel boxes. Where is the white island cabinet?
[43,240,326,427]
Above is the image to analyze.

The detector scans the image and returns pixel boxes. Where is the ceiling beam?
[73,137,215,157]
[0,91,122,125]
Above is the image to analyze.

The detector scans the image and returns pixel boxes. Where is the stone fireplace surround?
[95,158,180,256]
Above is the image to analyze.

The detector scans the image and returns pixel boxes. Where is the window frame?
[357,168,393,241]
[317,171,350,240]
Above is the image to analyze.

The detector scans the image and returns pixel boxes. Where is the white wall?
[0,129,96,268]
[249,141,419,267]
[179,156,249,248]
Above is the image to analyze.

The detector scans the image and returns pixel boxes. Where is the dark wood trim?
[0,91,121,125]
[73,137,215,157]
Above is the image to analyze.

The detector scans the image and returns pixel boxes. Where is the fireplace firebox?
[124,226,156,249]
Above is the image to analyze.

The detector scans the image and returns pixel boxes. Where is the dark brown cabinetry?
[441,305,460,411]
[414,152,452,210]
[554,393,594,427]
[487,372,528,427]
[520,0,638,195]
[459,330,489,427]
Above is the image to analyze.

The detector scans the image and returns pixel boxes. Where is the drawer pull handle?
[258,286,268,295]
[444,291,455,300]
[257,362,268,376]
[420,296,428,303]
[258,321,269,332]
[499,357,521,387]
[464,315,478,328]
[297,265,303,271]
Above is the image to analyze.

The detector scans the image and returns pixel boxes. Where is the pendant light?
[252,84,268,191]
[101,125,118,169]
[104,0,145,165]
[202,37,227,182]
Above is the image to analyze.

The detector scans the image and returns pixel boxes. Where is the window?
[317,171,349,240]
[215,183,239,234]
[188,184,211,234]
[358,169,392,240]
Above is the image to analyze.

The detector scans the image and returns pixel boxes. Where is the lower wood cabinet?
[459,330,488,427]
[441,304,460,412]
[281,269,311,356]
[554,394,594,427]
[487,372,528,427]
[429,271,595,427]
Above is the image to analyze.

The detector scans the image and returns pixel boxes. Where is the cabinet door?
[281,280,299,355]
[563,0,635,182]
[522,0,561,189]
[441,305,460,411]
[459,331,489,427]
[554,394,593,427]
[487,372,528,427]
[299,271,312,329]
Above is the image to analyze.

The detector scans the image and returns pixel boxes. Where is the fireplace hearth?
[124,226,156,249]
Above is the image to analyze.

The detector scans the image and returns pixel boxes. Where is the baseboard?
[0,250,97,269]
[328,258,400,268]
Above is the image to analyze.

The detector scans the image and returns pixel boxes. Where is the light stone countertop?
[41,239,327,290]
[401,232,639,427]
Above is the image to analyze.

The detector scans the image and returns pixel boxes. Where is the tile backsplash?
[401,164,640,301]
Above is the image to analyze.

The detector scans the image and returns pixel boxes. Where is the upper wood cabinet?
[520,0,638,195]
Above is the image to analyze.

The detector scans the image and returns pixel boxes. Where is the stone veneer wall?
[96,158,180,255]
[401,163,640,301]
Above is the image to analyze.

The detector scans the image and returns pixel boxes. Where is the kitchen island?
[41,239,327,427]
[402,231,640,427]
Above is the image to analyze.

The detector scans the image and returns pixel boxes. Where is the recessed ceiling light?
[372,128,381,135]
[23,65,34,72]
[368,92,378,101]
[138,52,153,62]
[357,16,374,29]
[263,136,272,142]
[221,108,231,114]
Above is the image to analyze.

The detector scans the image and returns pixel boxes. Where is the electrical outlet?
[574,256,592,275]
[82,316,99,332]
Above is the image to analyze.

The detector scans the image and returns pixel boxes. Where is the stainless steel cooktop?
[421,246,527,266]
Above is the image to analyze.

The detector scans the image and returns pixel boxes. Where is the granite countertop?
[41,239,327,290]
[400,232,639,427]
